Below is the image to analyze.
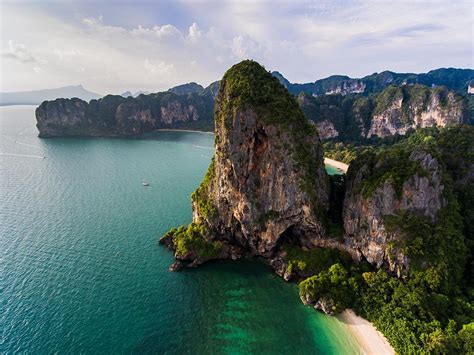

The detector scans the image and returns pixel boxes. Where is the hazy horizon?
[1,0,473,94]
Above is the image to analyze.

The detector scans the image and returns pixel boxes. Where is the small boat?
[142,181,150,186]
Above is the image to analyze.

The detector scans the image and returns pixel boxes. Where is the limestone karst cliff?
[36,90,214,137]
[300,85,469,140]
[160,60,331,266]
[160,61,471,284]
[274,68,474,97]
[193,60,330,256]
[35,68,472,139]
[343,148,446,276]
[367,85,468,138]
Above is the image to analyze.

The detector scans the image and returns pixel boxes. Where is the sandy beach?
[324,157,349,173]
[339,309,394,355]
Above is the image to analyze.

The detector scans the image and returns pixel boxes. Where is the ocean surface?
[1,106,360,354]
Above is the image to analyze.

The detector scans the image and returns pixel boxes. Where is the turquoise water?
[1,106,358,354]
[325,164,341,176]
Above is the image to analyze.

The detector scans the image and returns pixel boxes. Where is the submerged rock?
[169,260,183,272]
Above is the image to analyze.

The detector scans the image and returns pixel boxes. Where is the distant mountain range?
[272,68,474,96]
[0,85,102,106]
[5,67,472,107]
[35,66,473,139]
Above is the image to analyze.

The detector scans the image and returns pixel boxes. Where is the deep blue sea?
[1,105,360,354]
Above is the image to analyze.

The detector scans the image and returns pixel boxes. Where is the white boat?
[142,181,150,186]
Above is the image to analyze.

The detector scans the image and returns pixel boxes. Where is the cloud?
[1,1,472,93]
[144,59,174,75]
[2,40,36,63]
[131,24,182,39]
[231,35,264,60]
[390,24,445,38]
[188,22,202,39]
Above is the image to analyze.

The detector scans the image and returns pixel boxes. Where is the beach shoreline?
[324,157,349,173]
[338,309,394,355]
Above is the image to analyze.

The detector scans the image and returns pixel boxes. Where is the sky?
[1,0,473,94]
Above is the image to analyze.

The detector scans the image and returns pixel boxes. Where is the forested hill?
[272,68,474,96]
[35,67,473,138]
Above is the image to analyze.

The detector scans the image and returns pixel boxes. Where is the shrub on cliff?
[163,223,223,261]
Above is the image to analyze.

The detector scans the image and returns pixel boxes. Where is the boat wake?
[0,153,45,159]
[193,145,213,150]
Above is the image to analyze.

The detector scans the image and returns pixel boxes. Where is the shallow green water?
[324,164,341,176]
[1,106,358,354]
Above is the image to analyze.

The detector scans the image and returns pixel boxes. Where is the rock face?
[468,83,474,95]
[36,98,90,137]
[35,69,472,139]
[342,148,446,276]
[192,60,330,257]
[325,80,366,95]
[274,68,474,97]
[299,85,468,140]
[367,85,468,138]
[36,91,214,137]
[315,120,339,139]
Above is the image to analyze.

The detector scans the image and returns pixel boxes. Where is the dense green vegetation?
[298,259,473,353]
[299,92,372,141]
[298,125,474,354]
[282,243,352,277]
[323,141,372,164]
[161,223,222,260]
[191,157,217,220]
[281,68,473,96]
[299,263,359,314]
[347,146,429,199]
[218,60,313,128]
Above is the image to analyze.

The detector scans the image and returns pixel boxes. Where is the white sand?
[339,309,394,355]
[324,157,349,173]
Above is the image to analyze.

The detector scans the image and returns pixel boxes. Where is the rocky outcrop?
[300,85,468,140]
[315,120,339,139]
[36,91,214,137]
[367,85,468,138]
[342,148,446,276]
[35,98,93,137]
[325,80,366,95]
[300,292,335,315]
[191,60,330,257]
